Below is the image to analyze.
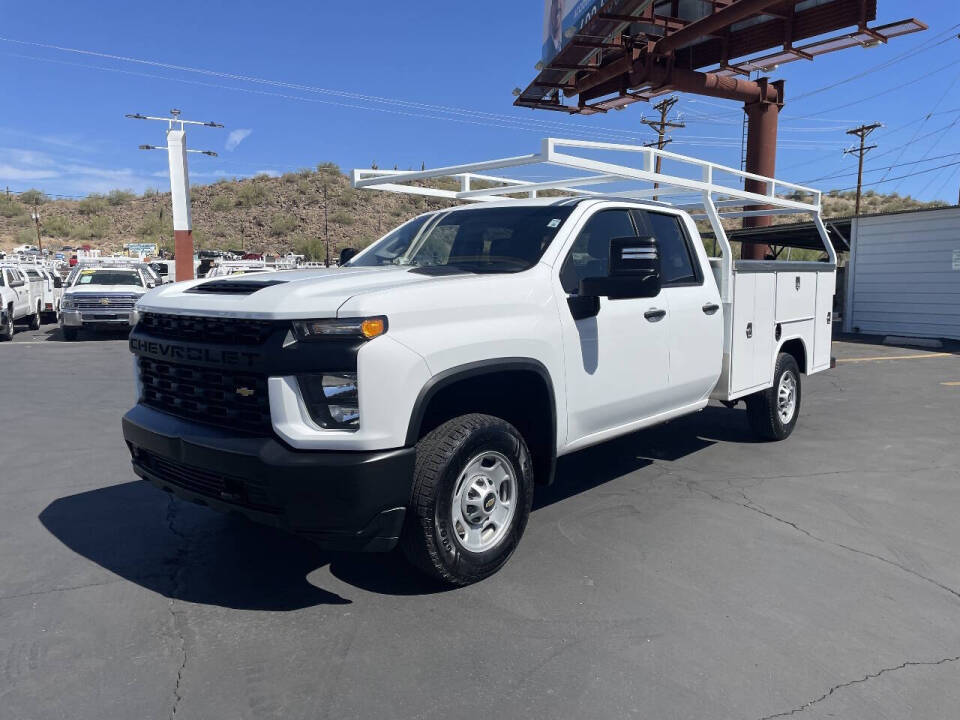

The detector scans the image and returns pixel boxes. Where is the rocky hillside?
[0,165,946,258]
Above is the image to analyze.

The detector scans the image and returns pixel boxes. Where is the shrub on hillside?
[142,187,161,198]
[136,214,172,241]
[316,162,340,174]
[77,194,108,215]
[211,195,236,212]
[16,228,37,245]
[0,196,26,218]
[107,189,137,206]
[330,211,355,226]
[270,213,298,237]
[73,215,111,240]
[18,189,48,205]
[236,183,269,208]
[42,215,72,238]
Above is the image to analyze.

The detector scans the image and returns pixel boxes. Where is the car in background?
[60,266,156,341]
[149,261,173,284]
[0,265,40,339]
[36,267,64,323]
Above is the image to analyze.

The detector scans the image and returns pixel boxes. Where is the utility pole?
[30,204,43,254]
[126,109,223,281]
[641,97,685,197]
[843,122,882,217]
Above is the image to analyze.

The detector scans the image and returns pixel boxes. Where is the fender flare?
[405,357,558,483]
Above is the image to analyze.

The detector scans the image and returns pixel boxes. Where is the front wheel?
[746,352,801,441]
[401,413,534,585]
[0,314,13,341]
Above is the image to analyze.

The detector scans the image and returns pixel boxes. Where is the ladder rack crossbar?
[351,138,821,214]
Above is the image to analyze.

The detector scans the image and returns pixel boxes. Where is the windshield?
[76,270,143,287]
[346,205,575,273]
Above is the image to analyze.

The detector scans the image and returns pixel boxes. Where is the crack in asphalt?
[757,655,960,719]
[734,489,960,603]
[164,496,190,720]
[662,468,960,604]
[0,578,123,602]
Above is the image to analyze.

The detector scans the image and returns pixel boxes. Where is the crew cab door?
[633,209,723,406]
[556,207,672,446]
[4,269,28,315]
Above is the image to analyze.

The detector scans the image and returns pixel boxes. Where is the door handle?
[644,308,667,322]
[702,302,720,315]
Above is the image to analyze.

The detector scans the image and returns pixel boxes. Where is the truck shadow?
[39,406,753,607]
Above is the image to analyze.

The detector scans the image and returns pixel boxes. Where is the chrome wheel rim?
[450,451,517,553]
[778,370,797,424]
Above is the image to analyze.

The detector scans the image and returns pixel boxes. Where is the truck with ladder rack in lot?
[121,139,837,585]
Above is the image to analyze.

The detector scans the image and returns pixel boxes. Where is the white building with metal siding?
[844,206,960,340]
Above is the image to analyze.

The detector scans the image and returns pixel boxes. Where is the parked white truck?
[122,139,836,585]
[60,265,155,341]
[0,265,41,339]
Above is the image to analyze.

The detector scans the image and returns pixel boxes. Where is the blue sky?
[1,1,958,202]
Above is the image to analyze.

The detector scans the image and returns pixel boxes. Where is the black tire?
[0,313,13,341]
[401,413,534,586]
[746,352,801,441]
[62,327,78,342]
[28,304,40,330]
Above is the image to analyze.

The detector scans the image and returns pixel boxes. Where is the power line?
[787,58,958,121]
[835,159,960,192]
[801,151,960,184]
[878,70,960,185]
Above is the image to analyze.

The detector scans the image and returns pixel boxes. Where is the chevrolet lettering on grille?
[129,338,260,367]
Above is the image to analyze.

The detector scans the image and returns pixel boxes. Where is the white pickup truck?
[122,139,836,585]
[0,264,42,339]
[60,265,156,341]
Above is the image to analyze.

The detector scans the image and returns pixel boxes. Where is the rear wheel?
[28,303,41,330]
[746,352,801,441]
[62,327,78,342]
[401,413,534,585]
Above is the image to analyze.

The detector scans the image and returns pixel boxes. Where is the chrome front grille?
[73,294,138,310]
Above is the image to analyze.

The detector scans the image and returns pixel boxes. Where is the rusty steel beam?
[741,78,784,260]
[654,0,785,55]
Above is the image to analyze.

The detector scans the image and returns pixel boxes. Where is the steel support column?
[742,79,783,260]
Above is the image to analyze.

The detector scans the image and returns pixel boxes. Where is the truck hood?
[136,266,440,318]
[65,285,148,296]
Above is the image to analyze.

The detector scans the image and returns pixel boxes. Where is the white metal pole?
[166,129,194,281]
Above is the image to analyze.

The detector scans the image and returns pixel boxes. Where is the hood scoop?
[187,279,287,295]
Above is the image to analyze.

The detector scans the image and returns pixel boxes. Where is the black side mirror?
[339,247,359,265]
[579,236,661,300]
[54,277,63,289]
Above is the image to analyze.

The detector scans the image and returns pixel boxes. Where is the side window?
[560,209,636,293]
[639,211,701,286]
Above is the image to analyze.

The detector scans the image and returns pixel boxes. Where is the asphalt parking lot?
[1,331,958,720]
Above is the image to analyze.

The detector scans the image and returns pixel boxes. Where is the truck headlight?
[297,373,359,429]
[62,297,75,310]
[291,316,386,341]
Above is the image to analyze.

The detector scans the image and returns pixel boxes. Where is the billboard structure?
[517,0,926,258]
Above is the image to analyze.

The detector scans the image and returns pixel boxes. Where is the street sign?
[127,243,158,256]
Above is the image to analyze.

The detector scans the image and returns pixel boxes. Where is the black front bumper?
[122,404,415,551]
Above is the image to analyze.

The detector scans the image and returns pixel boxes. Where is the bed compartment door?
[812,271,836,372]
[775,271,817,323]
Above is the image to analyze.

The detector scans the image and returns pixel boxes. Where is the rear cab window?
[633,210,703,287]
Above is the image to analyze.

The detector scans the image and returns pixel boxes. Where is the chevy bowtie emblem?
[235,387,256,397]
[99,297,111,305]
